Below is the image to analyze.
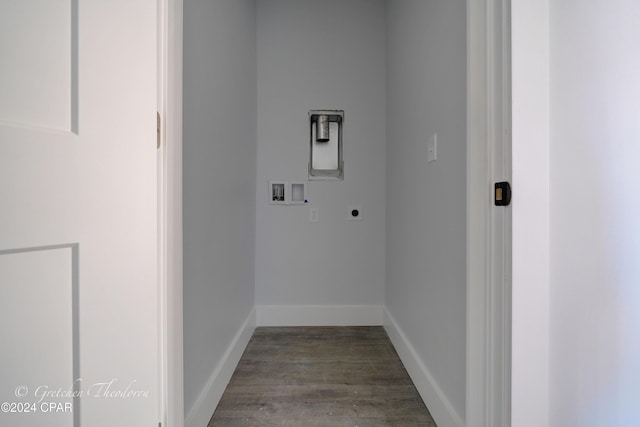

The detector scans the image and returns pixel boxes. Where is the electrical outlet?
[347,205,363,221]
[309,207,318,223]
[428,133,438,162]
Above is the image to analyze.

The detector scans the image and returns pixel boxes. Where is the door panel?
[0,1,75,131]
[0,246,76,427]
[0,2,158,426]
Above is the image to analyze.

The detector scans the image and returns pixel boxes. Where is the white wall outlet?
[428,133,438,162]
[309,207,318,223]
[347,205,363,220]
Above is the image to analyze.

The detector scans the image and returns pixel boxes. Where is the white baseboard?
[256,305,384,326]
[384,309,465,427]
[184,308,256,427]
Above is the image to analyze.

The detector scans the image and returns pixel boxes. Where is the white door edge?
[159,0,184,426]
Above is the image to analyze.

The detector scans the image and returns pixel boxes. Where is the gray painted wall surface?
[184,0,469,420]
[183,0,257,414]
[550,2,640,426]
[255,0,387,306]
[385,0,467,419]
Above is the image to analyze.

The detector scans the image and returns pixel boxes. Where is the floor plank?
[209,327,437,426]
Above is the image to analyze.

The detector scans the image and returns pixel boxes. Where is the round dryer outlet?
[347,205,363,221]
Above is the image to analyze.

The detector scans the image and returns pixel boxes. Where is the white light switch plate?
[309,207,318,223]
[428,133,438,162]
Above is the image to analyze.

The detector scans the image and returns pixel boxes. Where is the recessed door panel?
[0,1,76,132]
[0,246,75,427]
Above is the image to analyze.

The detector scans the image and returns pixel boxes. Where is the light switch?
[309,207,318,223]
[428,133,438,162]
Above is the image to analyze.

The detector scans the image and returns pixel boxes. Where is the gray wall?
[385,0,467,419]
[550,1,640,425]
[183,0,469,420]
[255,0,386,306]
[183,0,257,414]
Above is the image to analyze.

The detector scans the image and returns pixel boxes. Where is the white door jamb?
[159,0,184,426]
[466,0,512,426]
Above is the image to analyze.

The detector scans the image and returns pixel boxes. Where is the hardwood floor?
[209,327,437,426]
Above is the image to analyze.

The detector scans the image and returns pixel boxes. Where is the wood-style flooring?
[209,326,437,426]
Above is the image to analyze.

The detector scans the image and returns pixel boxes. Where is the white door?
[0,2,159,426]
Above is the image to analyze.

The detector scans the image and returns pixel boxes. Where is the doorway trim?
[466,0,512,426]
[159,0,184,426]
[159,0,511,425]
